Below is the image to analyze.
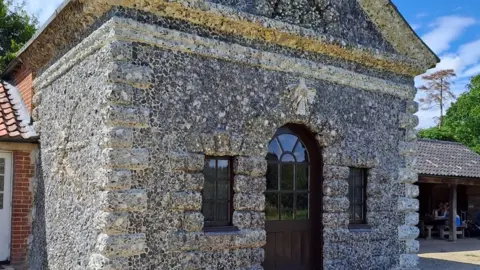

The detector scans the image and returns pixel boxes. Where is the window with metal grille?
[202,157,234,228]
[348,168,367,224]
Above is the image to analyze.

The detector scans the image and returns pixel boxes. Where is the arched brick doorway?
[263,124,323,270]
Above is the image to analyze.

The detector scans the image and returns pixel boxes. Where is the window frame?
[202,156,235,231]
[348,168,368,225]
[265,129,310,221]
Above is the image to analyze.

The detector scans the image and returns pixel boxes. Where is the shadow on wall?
[420,257,480,270]
[28,150,48,270]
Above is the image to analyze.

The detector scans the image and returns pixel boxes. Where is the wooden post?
[449,184,457,241]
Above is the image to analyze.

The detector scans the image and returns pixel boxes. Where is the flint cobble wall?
[29,5,419,270]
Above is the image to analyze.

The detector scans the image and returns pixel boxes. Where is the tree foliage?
[418,69,456,126]
[0,0,37,71]
[418,74,480,154]
[417,126,456,142]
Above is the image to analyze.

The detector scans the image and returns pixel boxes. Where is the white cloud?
[416,109,439,129]
[457,39,480,70]
[463,64,480,78]
[416,20,480,129]
[423,39,480,79]
[421,16,476,55]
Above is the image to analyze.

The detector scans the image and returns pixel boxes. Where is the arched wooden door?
[263,124,323,270]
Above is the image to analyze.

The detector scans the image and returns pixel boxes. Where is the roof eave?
[3,0,440,77]
[389,0,440,67]
[357,0,440,72]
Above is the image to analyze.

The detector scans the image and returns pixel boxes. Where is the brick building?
[0,63,37,269]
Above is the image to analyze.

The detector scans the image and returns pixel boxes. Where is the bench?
[438,225,466,239]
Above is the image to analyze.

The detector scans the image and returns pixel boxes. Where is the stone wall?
[31,41,150,268]
[29,149,47,270]
[208,0,394,52]
[30,6,420,270]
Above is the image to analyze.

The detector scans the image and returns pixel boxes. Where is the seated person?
[434,203,445,218]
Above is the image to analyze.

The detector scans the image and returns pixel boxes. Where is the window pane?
[217,181,229,200]
[278,134,298,152]
[281,154,295,162]
[203,180,215,199]
[216,202,229,222]
[293,142,307,162]
[281,194,294,220]
[266,164,279,191]
[202,157,233,227]
[348,182,353,203]
[354,204,363,221]
[0,176,3,192]
[204,160,216,180]
[296,193,309,220]
[295,164,308,191]
[217,160,229,179]
[354,170,364,186]
[267,139,282,161]
[265,193,279,220]
[348,170,354,186]
[348,168,368,223]
[0,159,4,174]
[0,192,3,209]
[354,187,363,203]
[281,164,294,191]
[203,201,214,222]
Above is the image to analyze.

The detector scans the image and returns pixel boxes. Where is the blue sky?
[16,0,480,129]
[394,0,480,128]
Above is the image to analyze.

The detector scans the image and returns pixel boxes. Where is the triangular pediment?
[357,0,439,69]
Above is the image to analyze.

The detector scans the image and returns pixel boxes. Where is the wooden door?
[0,153,12,261]
[264,125,323,270]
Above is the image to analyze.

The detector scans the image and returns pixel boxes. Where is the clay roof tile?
[0,82,36,139]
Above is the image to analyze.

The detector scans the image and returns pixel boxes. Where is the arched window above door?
[265,127,310,221]
[266,131,308,163]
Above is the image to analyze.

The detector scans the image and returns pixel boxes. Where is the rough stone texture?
[211,0,393,52]
[32,45,115,269]
[27,1,427,269]
[28,150,48,270]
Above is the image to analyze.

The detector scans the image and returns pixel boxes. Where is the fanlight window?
[265,129,309,221]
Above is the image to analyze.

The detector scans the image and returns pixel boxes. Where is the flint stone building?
[5,0,438,269]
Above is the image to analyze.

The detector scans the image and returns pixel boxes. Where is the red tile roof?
[0,82,36,140]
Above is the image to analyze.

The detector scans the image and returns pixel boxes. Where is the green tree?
[417,126,456,142]
[442,74,480,153]
[0,0,37,71]
[418,74,480,154]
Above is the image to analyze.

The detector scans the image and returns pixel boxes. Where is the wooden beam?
[418,175,480,186]
[449,184,457,242]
